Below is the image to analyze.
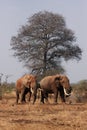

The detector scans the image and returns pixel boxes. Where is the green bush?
[0,83,15,97]
[71,80,87,103]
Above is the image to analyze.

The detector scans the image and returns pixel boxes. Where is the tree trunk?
[0,86,2,100]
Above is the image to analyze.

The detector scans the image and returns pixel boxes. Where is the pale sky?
[0,0,87,83]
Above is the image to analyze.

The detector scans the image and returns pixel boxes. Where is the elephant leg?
[32,93,37,104]
[28,91,32,102]
[59,86,65,102]
[40,90,45,104]
[16,90,19,104]
[24,88,31,102]
[20,88,26,103]
[44,92,49,103]
[32,87,37,104]
[54,90,58,104]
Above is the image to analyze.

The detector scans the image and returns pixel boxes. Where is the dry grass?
[0,92,87,130]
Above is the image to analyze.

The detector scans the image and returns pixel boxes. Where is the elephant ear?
[55,76,60,81]
[54,74,64,85]
[22,75,32,87]
[54,75,61,87]
[22,78,28,86]
[55,74,62,80]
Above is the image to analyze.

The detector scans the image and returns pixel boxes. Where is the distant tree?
[10,11,82,77]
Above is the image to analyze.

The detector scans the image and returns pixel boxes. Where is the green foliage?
[71,80,87,103]
[72,80,87,92]
[0,83,15,96]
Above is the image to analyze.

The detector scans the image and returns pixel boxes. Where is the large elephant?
[39,74,72,104]
[15,74,38,104]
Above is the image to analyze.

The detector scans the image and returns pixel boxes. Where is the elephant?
[15,74,38,104]
[39,74,72,104]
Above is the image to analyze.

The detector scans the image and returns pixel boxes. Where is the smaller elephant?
[15,74,38,104]
[39,74,72,104]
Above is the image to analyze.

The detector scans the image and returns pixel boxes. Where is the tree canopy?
[10,11,82,77]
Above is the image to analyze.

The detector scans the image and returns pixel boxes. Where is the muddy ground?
[0,92,87,130]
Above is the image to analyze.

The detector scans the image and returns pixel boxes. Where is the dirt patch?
[0,94,87,130]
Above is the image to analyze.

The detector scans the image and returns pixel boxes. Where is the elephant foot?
[45,100,50,104]
[40,102,44,105]
[53,102,58,105]
[32,101,36,105]
[60,101,66,105]
[21,101,26,104]
[40,101,44,105]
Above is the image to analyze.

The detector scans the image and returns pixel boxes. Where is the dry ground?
[0,92,87,130]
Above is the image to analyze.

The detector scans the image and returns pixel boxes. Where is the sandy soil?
[0,93,87,130]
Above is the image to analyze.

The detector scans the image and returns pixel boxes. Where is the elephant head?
[16,74,37,103]
[55,74,72,97]
[22,74,37,89]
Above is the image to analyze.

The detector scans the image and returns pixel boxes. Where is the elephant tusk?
[31,88,34,94]
[64,88,71,96]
